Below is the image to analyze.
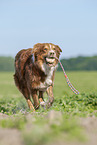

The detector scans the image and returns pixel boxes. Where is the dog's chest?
[39,66,55,90]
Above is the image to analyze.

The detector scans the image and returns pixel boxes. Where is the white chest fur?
[38,63,57,90]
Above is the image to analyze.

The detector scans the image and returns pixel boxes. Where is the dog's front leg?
[46,86,54,109]
[32,90,39,110]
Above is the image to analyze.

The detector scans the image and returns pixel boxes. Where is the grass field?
[0,71,97,145]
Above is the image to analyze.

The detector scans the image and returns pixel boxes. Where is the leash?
[56,57,79,95]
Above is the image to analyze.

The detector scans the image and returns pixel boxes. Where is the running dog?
[14,43,62,111]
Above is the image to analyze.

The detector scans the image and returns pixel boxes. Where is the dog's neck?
[41,63,58,75]
[32,56,58,78]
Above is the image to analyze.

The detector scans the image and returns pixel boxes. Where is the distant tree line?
[0,56,97,72]
[58,56,97,71]
[0,57,14,72]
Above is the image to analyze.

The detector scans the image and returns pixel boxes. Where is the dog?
[14,43,62,111]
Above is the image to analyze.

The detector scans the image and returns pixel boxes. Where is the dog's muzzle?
[45,50,56,65]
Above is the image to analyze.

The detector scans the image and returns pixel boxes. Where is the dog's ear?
[32,43,43,53]
[55,45,62,53]
[32,43,44,62]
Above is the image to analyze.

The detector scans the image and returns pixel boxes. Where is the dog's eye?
[44,48,47,51]
[53,48,56,50]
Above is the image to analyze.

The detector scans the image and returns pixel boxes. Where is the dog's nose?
[49,50,55,57]
[50,52,54,55]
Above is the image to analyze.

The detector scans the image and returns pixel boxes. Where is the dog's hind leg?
[24,92,35,111]
[22,89,35,111]
[26,98,35,111]
[14,74,35,111]
[23,87,35,111]
[39,91,44,102]
[32,90,40,110]
[39,91,45,108]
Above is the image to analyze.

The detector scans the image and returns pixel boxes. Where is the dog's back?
[14,48,33,96]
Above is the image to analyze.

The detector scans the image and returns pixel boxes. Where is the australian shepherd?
[14,43,62,111]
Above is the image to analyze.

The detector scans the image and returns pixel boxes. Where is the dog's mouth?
[45,57,55,66]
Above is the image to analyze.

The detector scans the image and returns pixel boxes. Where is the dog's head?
[32,43,62,67]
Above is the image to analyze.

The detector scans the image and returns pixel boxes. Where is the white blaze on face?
[49,44,52,50]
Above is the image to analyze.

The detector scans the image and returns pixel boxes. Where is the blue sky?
[0,0,97,58]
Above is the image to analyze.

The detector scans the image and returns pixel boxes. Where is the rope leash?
[56,57,79,95]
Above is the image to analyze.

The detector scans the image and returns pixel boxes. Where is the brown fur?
[14,43,62,111]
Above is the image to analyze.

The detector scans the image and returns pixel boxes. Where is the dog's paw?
[45,102,52,109]
[40,101,46,109]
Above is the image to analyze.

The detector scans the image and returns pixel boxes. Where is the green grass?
[0,71,97,144]
[0,71,97,115]
[54,71,97,96]
[0,71,97,116]
[0,114,27,130]
[0,71,97,96]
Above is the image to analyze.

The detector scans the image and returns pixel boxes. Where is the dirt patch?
[0,113,23,145]
[0,112,97,145]
[80,117,97,145]
[0,128,23,145]
[0,113,8,120]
